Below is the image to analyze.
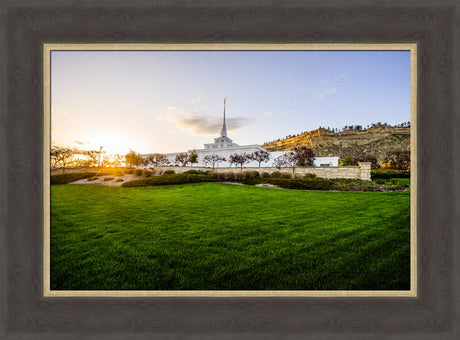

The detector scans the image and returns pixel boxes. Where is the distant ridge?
[262,124,411,164]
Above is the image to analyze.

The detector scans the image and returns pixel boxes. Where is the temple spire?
[220,97,227,137]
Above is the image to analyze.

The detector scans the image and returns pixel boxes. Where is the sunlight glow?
[82,131,143,156]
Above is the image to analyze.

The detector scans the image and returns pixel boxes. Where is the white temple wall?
[155,149,339,168]
[152,163,372,181]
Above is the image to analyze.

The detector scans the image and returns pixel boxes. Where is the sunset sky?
[51,49,411,155]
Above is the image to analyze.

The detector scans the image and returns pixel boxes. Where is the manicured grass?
[390,178,411,185]
[50,183,410,290]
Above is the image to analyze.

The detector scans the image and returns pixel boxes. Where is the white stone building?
[143,100,339,168]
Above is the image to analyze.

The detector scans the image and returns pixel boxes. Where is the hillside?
[262,125,411,164]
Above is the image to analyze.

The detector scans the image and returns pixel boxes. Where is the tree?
[83,150,101,167]
[203,154,226,170]
[339,156,355,166]
[156,154,169,167]
[145,154,155,168]
[273,152,298,177]
[249,150,270,167]
[111,154,124,167]
[125,149,142,168]
[138,156,148,168]
[229,153,250,171]
[51,146,74,173]
[274,154,287,169]
[354,154,379,170]
[175,152,189,166]
[383,150,410,171]
[188,150,199,166]
[146,153,169,168]
[293,146,315,166]
[272,147,314,177]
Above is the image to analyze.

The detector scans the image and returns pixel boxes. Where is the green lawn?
[50,183,410,290]
[390,178,411,185]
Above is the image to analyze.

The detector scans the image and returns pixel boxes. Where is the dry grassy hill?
[262,125,410,165]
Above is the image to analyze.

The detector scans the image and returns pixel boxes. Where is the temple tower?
[220,98,227,137]
[204,98,238,149]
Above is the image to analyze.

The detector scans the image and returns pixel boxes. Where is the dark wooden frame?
[1,0,459,339]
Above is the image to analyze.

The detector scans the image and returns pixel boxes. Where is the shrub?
[332,184,349,191]
[163,170,175,175]
[235,172,245,182]
[121,174,216,187]
[134,169,143,176]
[216,172,235,181]
[304,173,317,179]
[51,172,97,185]
[125,169,133,174]
[271,171,282,178]
[87,176,98,181]
[267,177,334,191]
[115,178,124,182]
[371,169,410,180]
[183,169,210,175]
[103,177,115,181]
[244,171,260,179]
[208,172,219,180]
[241,177,334,191]
[261,172,271,178]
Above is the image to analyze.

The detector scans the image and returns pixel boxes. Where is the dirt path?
[69,174,140,187]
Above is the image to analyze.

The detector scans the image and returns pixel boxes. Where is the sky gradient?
[51,50,411,155]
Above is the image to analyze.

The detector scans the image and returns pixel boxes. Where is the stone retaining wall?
[157,162,372,181]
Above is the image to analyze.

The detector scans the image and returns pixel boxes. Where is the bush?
[270,171,282,178]
[261,172,271,178]
[134,169,143,176]
[183,169,210,175]
[216,172,235,181]
[268,177,334,191]
[234,172,245,181]
[87,177,98,182]
[103,177,115,181]
[121,174,216,187]
[51,172,97,185]
[163,170,175,175]
[244,171,260,179]
[242,177,334,191]
[125,169,133,174]
[304,173,317,179]
[371,169,410,179]
[115,178,124,182]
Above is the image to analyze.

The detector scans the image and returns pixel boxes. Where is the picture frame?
[1,1,458,339]
[44,43,417,298]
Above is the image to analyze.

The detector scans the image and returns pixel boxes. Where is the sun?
[82,130,143,156]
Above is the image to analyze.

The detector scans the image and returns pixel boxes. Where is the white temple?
[144,99,339,168]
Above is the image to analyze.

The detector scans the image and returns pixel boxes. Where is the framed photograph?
[44,44,416,298]
[1,1,458,339]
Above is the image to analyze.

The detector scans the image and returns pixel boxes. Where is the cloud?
[309,87,337,99]
[74,140,85,145]
[158,106,249,136]
[299,73,348,99]
[262,111,273,117]
[191,93,208,105]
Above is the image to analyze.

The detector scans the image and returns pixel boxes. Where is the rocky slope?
[262,125,411,165]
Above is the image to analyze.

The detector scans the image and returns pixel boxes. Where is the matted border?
[2,1,458,339]
[44,43,417,298]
